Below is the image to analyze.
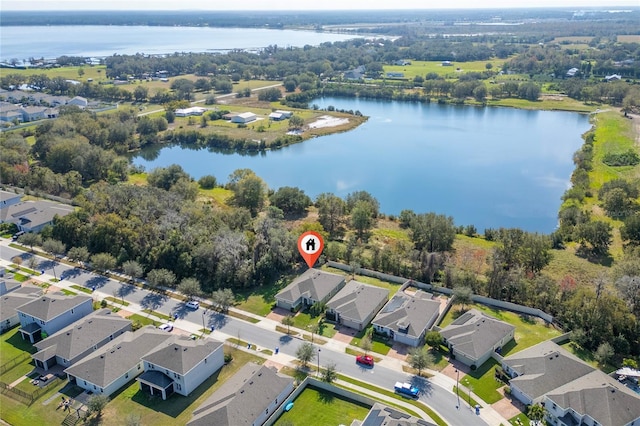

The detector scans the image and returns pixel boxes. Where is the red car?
[356,355,374,366]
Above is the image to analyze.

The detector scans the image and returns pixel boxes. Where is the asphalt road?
[0,242,488,426]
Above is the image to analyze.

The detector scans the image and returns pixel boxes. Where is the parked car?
[12,231,25,241]
[185,300,200,310]
[356,355,374,366]
[394,382,419,397]
[158,323,173,332]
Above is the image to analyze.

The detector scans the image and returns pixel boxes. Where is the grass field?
[1,65,108,82]
[273,385,370,426]
[382,59,506,80]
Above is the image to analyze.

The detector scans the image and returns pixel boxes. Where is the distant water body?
[0,26,356,62]
[132,98,591,233]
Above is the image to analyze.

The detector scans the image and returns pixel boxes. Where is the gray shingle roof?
[545,370,640,426]
[188,362,294,426]
[16,294,92,322]
[64,326,173,388]
[503,341,594,401]
[33,309,131,362]
[439,309,515,361]
[276,269,345,304]
[0,200,74,230]
[0,290,39,322]
[326,281,389,323]
[372,290,440,339]
[362,402,437,426]
[142,336,223,375]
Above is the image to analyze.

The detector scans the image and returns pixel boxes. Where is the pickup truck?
[394,382,419,397]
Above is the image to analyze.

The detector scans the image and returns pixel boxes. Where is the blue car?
[394,382,419,397]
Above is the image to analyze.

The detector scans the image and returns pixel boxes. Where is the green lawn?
[0,326,36,362]
[274,386,370,426]
[509,412,532,426]
[439,303,562,355]
[70,284,92,294]
[349,327,392,356]
[460,358,503,404]
[559,341,617,373]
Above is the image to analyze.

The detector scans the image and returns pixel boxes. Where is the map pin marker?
[298,231,324,269]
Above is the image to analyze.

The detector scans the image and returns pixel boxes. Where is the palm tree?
[527,403,546,424]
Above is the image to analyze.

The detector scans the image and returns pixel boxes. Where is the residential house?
[0,284,41,333]
[442,61,454,66]
[0,105,23,123]
[187,362,294,426]
[65,326,173,397]
[439,309,515,368]
[32,309,131,371]
[269,112,285,121]
[343,65,366,80]
[566,68,579,77]
[231,112,257,124]
[326,281,389,331]
[274,110,292,118]
[372,290,441,347]
[543,370,640,426]
[19,106,47,122]
[502,341,595,406]
[0,190,23,209]
[359,402,436,426]
[175,107,207,117]
[0,200,75,232]
[68,96,88,108]
[393,60,412,66]
[137,336,224,400]
[16,294,93,343]
[605,74,622,81]
[275,268,346,312]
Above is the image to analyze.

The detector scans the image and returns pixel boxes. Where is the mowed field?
[382,59,506,80]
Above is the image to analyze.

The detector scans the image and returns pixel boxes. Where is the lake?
[132,98,591,233]
[0,26,356,62]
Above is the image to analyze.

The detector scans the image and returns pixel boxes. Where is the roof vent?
[100,355,104,358]
[175,347,179,351]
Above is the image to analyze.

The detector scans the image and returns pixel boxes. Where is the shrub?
[224,353,233,363]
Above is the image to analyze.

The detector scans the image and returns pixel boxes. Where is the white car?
[186,300,200,310]
[158,323,173,332]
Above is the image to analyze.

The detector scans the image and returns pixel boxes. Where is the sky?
[2,0,639,11]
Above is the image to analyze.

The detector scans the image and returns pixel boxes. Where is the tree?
[361,334,373,355]
[122,260,143,283]
[42,238,66,259]
[282,315,294,334]
[27,256,39,272]
[350,200,374,240]
[576,221,613,255]
[288,115,304,130]
[229,170,267,217]
[409,213,456,252]
[321,362,338,383]
[211,288,234,312]
[527,403,546,422]
[146,268,176,290]
[11,256,22,267]
[19,232,42,252]
[91,252,116,273]
[296,342,316,367]
[67,246,90,265]
[316,193,346,238]
[308,323,320,343]
[453,286,473,311]
[594,342,614,366]
[133,85,148,102]
[408,346,433,377]
[425,331,443,348]
[519,232,553,275]
[86,394,109,418]
[269,186,311,217]
[621,214,640,246]
[178,277,202,300]
[198,175,217,189]
[257,87,282,102]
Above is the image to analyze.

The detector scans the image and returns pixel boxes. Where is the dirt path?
[629,113,640,146]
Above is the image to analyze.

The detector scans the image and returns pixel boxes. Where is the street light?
[464,379,472,405]
[317,348,321,377]
[201,310,206,337]
[455,369,460,409]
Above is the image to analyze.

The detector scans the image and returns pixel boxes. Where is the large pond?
[0,26,356,62]
[132,97,591,233]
